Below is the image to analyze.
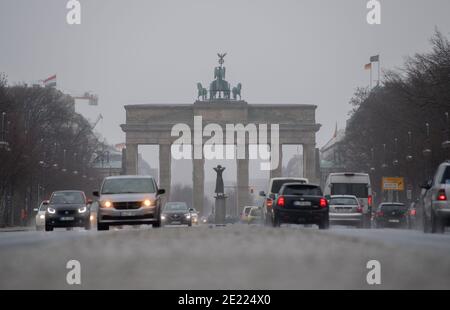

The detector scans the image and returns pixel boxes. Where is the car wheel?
[272,213,281,227]
[188,221,192,227]
[319,215,330,230]
[97,223,109,231]
[85,221,91,231]
[45,224,53,232]
[152,220,161,228]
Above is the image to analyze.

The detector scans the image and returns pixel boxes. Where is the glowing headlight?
[102,200,112,208]
[47,207,56,214]
[90,215,94,221]
[142,199,154,207]
[185,213,191,219]
[39,214,45,219]
[78,206,87,214]
[161,215,166,220]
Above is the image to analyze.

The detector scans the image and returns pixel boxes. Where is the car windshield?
[331,183,368,198]
[244,207,252,215]
[164,203,188,211]
[101,178,155,194]
[441,166,450,184]
[50,192,85,205]
[329,197,358,205]
[271,179,306,193]
[281,184,322,196]
[380,204,407,212]
[250,208,262,216]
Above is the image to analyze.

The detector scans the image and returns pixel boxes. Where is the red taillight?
[277,196,285,207]
[437,190,447,201]
[266,198,273,208]
[410,209,417,216]
[368,195,372,207]
[356,206,363,213]
[319,198,327,208]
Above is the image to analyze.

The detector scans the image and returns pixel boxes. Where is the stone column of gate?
[192,157,204,215]
[269,143,283,179]
[303,143,317,183]
[125,143,138,175]
[236,144,250,217]
[159,143,171,202]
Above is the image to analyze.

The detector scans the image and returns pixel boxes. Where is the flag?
[333,123,338,139]
[43,74,56,87]
[370,55,379,62]
[364,63,372,70]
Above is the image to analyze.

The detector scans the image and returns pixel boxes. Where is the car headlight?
[185,213,191,219]
[101,200,113,208]
[142,199,155,207]
[78,206,87,214]
[161,214,166,220]
[39,214,45,219]
[47,207,56,214]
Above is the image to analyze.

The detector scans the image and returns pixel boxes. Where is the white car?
[34,200,49,231]
[329,195,363,228]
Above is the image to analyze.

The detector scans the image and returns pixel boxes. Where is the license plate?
[60,217,74,221]
[294,201,311,206]
[389,219,400,223]
[121,211,135,217]
[171,221,181,225]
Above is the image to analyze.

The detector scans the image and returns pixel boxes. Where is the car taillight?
[410,209,417,216]
[319,198,327,208]
[437,190,447,201]
[377,211,384,217]
[266,198,273,208]
[368,195,372,206]
[356,206,363,213]
[277,196,285,207]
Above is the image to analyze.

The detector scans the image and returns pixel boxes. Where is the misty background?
[1,0,450,199]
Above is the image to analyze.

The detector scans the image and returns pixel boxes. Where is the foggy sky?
[1,0,450,184]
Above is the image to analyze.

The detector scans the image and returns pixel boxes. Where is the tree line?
[0,74,104,227]
[340,30,450,203]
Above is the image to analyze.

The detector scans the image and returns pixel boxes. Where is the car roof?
[104,175,155,180]
[52,190,84,194]
[281,182,320,187]
[330,195,358,199]
[270,177,308,181]
[329,172,369,177]
[379,202,405,206]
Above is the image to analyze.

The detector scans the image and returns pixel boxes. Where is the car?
[44,191,91,231]
[324,173,373,228]
[259,177,309,226]
[272,183,329,229]
[422,161,450,233]
[240,206,254,223]
[161,202,193,226]
[190,208,199,225]
[200,216,208,224]
[89,200,99,229]
[328,195,363,228]
[94,175,165,231]
[34,200,48,231]
[246,207,263,224]
[373,203,409,228]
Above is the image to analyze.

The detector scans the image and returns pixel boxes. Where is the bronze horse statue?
[197,83,207,100]
[232,83,242,100]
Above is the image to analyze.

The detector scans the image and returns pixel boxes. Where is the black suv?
[45,190,91,231]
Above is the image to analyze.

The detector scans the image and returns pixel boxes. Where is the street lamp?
[406,131,413,162]
[73,152,79,175]
[381,144,388,169]
[0,112,9,150]
[370,147,376,172]
[442,112,450,150]
[61,149,67,173]
[392,138,399,167]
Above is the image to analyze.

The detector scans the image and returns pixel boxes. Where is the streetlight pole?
[442,112,450,158]
[0,112,9,150]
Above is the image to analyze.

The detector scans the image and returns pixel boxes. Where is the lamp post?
[61,149,67,173]
[442,112,450,156]
[422,123,432,180]
[0,112,9,150]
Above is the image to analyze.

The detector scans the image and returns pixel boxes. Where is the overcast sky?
[1,0,450,183]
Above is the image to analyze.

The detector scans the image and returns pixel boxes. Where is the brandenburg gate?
[121,54,321,215]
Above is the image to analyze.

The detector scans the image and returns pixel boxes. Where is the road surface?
[1,224,450,289]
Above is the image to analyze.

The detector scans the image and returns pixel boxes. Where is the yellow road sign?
[382,177,405,191]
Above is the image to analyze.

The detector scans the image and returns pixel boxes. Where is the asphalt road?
[1,224,450,289]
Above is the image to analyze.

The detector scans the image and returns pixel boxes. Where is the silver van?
[93,175,165,231]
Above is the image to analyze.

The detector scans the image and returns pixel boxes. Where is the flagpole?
[378,56,381,86]
[370,64,373,89]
